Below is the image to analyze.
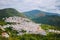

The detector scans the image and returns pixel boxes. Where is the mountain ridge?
[23,10,60,19]
[23,10,60,26]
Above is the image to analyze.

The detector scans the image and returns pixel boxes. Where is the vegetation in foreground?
[41,24,60,30]
[0,24,60,40]
[0,33,60,40]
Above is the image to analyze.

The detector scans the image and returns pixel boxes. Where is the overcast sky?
[0,0,60,14]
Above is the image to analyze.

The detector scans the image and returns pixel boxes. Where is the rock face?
[2,16,46,35]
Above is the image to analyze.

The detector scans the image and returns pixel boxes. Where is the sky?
[0,0,60,14]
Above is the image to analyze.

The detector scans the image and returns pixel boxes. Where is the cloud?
[0,0,60,14]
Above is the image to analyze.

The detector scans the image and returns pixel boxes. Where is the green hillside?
[32,15,60,27]
[0,8,26,25]
[0,8,25,20]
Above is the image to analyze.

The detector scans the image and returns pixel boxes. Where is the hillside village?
[0,16,46,38]
[0,8,60,40]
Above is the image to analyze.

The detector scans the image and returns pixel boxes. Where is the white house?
[1,32,9,38]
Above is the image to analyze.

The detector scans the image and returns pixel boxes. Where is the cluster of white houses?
[5,16,31,23]
[5,16,46,35]
[0,16,47,38]
[48,29,60,34]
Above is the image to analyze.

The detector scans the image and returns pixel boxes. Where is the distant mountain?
[0,8,25,20]
[24,10,59,19]
[23,10,60,26]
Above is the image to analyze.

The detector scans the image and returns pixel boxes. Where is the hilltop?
[0,8,25,20]
[24,10,59,19]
